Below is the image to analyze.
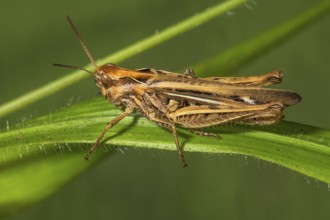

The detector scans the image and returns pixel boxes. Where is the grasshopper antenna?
[66,15,98,69]
[52,63,94,75]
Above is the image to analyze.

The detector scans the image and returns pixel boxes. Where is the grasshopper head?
[94,64,117,96]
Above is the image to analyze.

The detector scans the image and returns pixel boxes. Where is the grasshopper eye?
[101,76,112,89]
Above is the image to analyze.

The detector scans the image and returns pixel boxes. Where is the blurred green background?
[1,0,330,219]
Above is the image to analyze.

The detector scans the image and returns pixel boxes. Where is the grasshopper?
[55,16,301,167]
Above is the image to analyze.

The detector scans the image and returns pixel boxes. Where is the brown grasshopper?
[54,16,301,167]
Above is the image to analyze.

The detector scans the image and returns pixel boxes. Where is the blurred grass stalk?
[194,0,330,75]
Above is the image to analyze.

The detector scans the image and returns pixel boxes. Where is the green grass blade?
[0,98,329,217]
[0,151,104,218]
[0,0,247,118]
